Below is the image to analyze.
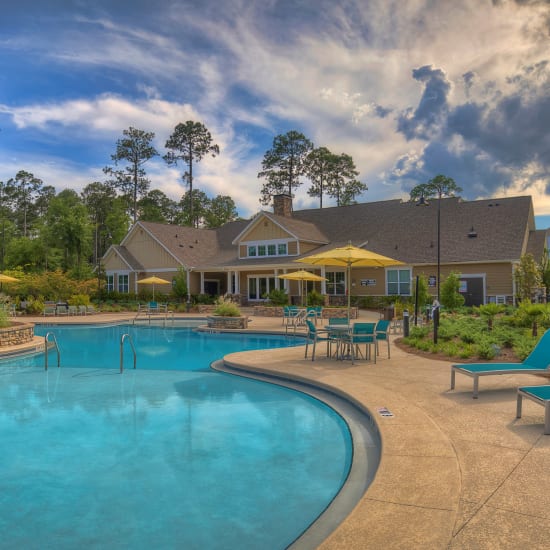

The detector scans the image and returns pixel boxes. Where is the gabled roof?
[106,245,145,271]
[108,195,538,272]
[231,211,329,245]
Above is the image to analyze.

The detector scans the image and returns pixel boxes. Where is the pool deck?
[16,311,550,548]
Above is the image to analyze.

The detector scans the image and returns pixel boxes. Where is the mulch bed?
[394,337,522,363]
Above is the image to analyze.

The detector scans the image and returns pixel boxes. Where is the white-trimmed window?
[106,274,114,292]
[326,271,346,295]
[245,240,289,258]
[248,276,278,300]
[386,268,411,296]
[118,274,129,293]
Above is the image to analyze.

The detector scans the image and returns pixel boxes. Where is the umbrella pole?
[347,264,351,324]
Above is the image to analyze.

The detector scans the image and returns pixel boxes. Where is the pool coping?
[213,359,381,549]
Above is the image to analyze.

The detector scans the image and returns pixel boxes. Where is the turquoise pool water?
[0,324,353,549]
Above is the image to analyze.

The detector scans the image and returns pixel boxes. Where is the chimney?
[273,194,292,217]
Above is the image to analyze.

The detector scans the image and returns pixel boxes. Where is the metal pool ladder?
[120,333,137,373]
[44,332,61,370]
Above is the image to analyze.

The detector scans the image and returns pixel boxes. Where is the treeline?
[0,123,366,277]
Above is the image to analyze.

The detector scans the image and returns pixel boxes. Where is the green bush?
[213,297,241,317]
[265,288,289,306]
[307,289,325,306]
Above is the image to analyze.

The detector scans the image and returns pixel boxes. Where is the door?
[459,277,484,306]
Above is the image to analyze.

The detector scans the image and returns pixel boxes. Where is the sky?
[0,0,549,226]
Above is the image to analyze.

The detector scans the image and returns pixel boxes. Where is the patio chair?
[68,305,78,315]
[86,305,98,314]
[78,305,87,315]
[375,319,391,358]
[43,304,56,316]
[516,385,550,435]
[304,320,332,361]
[282,305,299,326]
[56,304,69,315]
[451,329,550,398]
[285,308,307,335]
[342,322,377,364]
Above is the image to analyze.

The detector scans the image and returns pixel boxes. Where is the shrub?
[213,297,241,317]
[440,271,465,310]
[265,288,289,306]
[307,289,325,306]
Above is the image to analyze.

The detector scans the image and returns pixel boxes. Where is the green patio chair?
[375,319,391,358]
[516,385,550,435]
[451,329,550,398]
[342,322,376,364]
[304,320,332,361]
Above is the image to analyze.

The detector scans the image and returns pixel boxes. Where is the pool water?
[0,324,353,549]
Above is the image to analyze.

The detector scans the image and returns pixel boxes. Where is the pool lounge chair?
[451,329,550,398]
[516,385,550,435]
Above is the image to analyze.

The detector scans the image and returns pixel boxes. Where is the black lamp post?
[417,192,441,343]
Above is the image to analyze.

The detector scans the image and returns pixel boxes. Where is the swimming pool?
[0,324,356,549]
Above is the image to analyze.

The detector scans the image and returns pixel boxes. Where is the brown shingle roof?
[119,195,536,271]
[292,196,535,264]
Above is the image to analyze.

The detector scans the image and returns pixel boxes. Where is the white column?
[200,272,205,294]
[321,266,327,294]
[226,271,231,294]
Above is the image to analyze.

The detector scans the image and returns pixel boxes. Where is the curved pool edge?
[212,358,382,549]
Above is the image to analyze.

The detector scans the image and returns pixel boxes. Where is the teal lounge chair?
[516,385,550,435]
[451,329,550,398]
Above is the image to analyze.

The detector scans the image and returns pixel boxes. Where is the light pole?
[417,192,441,343]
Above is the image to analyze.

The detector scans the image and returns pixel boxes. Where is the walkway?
[15,310,550,548]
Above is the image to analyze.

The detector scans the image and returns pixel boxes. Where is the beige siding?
[239,245,247,258]
[413,263,514,297]
[105,254,129,271]
[125,227,178,269]
[349,267,387,296]
[242,220,291,241]
[288,241,298,255]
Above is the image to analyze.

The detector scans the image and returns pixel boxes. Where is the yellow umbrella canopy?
[0,274,19,283]
[278,270,327,306]
[137,276,171,300]
[296,242,404,319]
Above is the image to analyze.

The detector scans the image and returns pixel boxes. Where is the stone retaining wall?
[0,322,35,347]
[206,316,248,329]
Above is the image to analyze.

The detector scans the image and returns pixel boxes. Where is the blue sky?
[1,0,549,226]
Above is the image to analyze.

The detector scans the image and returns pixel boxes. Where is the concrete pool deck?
[15,310,550,548]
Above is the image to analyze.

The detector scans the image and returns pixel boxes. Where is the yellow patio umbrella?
[296,242,404,320]
[137,276,171,300]
[0,273,19,291]
[278,270,327,306]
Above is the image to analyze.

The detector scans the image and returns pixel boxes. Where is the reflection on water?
[0,325,351,549]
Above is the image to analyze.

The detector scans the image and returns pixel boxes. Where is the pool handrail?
[120,333,137,373]
[44,332,60,370]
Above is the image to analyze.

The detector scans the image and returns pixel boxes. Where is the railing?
[44,332,60,370]
[120,333,136,373]
[133,304,174,327]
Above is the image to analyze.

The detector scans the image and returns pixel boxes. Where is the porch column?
[226,271,231,294]
[234,271,240,294]
[200,272,205,294]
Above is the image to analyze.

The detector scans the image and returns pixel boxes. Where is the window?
[326,271,346,295]
[248,276,278,300]
[245,241,289,258]
[118,274,129,293]
[387,268,411,296]
[106,274,114,292]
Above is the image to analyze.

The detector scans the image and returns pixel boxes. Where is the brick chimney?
[273,194,292,217]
